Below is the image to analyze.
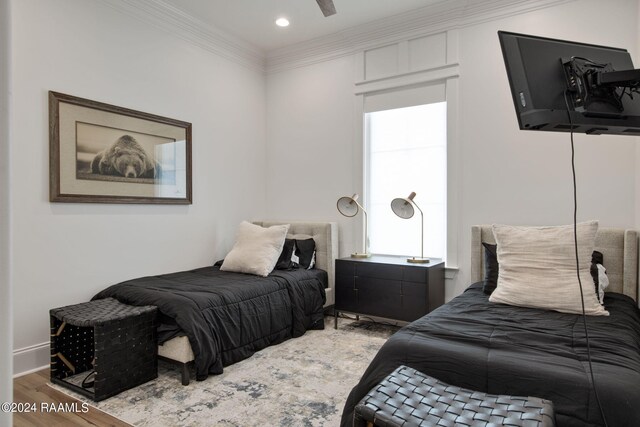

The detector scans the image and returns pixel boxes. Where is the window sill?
[444,266,458,280]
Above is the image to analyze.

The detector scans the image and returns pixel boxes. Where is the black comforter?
[341,282,640,427]
[93,266,327,380]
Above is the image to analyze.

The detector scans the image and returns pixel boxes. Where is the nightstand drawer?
[335,271,357,312]
[356,277,401,294]
[402,268,429,283]
[402,281,427,298]
[336,260,356,277]
[355,262,429,283]
[357,278,402,319]
[335,284,358,312]
[355,263,403,281]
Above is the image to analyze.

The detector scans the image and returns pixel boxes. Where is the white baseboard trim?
[13,342,49,377]
[13,364,48,378]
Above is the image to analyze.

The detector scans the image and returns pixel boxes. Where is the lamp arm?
[412,202,424,259]
[353,199,368,255]
[362,208,368,255]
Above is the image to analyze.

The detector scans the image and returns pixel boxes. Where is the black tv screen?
[498,31,640,135]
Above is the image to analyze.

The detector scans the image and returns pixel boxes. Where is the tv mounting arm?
[562,57,640,113]
[596,69,640,87]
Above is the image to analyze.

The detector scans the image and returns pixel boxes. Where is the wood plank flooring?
[12,369,131,427]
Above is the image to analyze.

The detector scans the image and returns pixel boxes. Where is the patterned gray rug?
[49,316,399,426]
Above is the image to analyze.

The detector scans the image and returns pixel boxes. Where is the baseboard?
[13,342,49,377]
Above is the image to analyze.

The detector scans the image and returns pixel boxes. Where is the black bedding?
[93,266,327,381]
[341,282,640,427]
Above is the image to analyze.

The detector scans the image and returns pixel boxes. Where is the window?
[365,100,447,260]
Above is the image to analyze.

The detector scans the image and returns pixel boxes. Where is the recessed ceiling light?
[275,17,290,27]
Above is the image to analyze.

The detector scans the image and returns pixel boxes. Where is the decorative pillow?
[294,238,316,269]
[484,243,602,300]
[590,252,600,293]
[220,222,290,277]
[489,221,608,316]
[482,242,499,295]
[275,239,296,270]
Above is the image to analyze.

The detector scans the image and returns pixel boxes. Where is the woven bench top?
[50,298,156,327]
[355,365,555,427]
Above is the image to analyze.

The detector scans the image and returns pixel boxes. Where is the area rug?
[49,316,399,426]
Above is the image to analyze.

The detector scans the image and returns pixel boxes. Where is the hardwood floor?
[12,369,131,427]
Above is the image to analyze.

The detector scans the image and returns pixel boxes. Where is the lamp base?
[351,252,372,259]
[407,257,430,264]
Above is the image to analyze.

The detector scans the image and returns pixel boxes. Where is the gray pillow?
[489,221,608,316]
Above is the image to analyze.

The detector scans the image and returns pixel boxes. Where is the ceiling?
[168,0,445,52]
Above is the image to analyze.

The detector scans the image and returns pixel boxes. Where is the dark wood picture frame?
[49,91,192,204]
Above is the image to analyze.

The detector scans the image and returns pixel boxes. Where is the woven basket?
[50,298,158,401]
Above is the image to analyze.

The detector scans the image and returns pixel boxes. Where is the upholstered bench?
[157,336,194,385]
[354,365,555,427]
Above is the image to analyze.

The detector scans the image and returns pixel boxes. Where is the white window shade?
[364,82,445,113]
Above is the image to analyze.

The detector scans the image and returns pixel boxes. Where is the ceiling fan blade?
[315,0,336,17]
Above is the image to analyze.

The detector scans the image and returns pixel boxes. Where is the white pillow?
[489,221,608,316]
[220,222,290,277]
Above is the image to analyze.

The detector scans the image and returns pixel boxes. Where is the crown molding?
[98,0,576,75]
[266,0,577,74]
[101,0,266,72]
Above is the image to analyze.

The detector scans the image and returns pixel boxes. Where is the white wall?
[10,0,267,373]
[1,0,13,422]
[266,56,357,257]
[265,0,640,300]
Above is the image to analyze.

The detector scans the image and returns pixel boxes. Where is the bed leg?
[334,311,338,329]
[181,363,190,386]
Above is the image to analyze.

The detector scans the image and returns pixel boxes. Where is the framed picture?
[49,91,192,204]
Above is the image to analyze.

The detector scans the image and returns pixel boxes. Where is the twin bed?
[93,221,338,384]
[341,225,640,427]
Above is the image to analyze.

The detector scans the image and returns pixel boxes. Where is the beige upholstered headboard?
[471,225,639,302]
[253,221,338,307]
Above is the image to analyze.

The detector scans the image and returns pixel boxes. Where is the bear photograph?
[50,90,191,204]
[76,122,177,185]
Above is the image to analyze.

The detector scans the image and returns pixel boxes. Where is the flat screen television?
[498,31,640,135]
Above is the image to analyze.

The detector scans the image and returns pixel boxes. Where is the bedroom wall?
[1,0,13,420]
[10,0,267,373]
[266,57,356,257]
[265,0,640,300]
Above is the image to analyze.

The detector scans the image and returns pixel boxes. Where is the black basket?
[50,298,158,401]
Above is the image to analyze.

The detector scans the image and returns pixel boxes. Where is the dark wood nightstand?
[334,255,444,328]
